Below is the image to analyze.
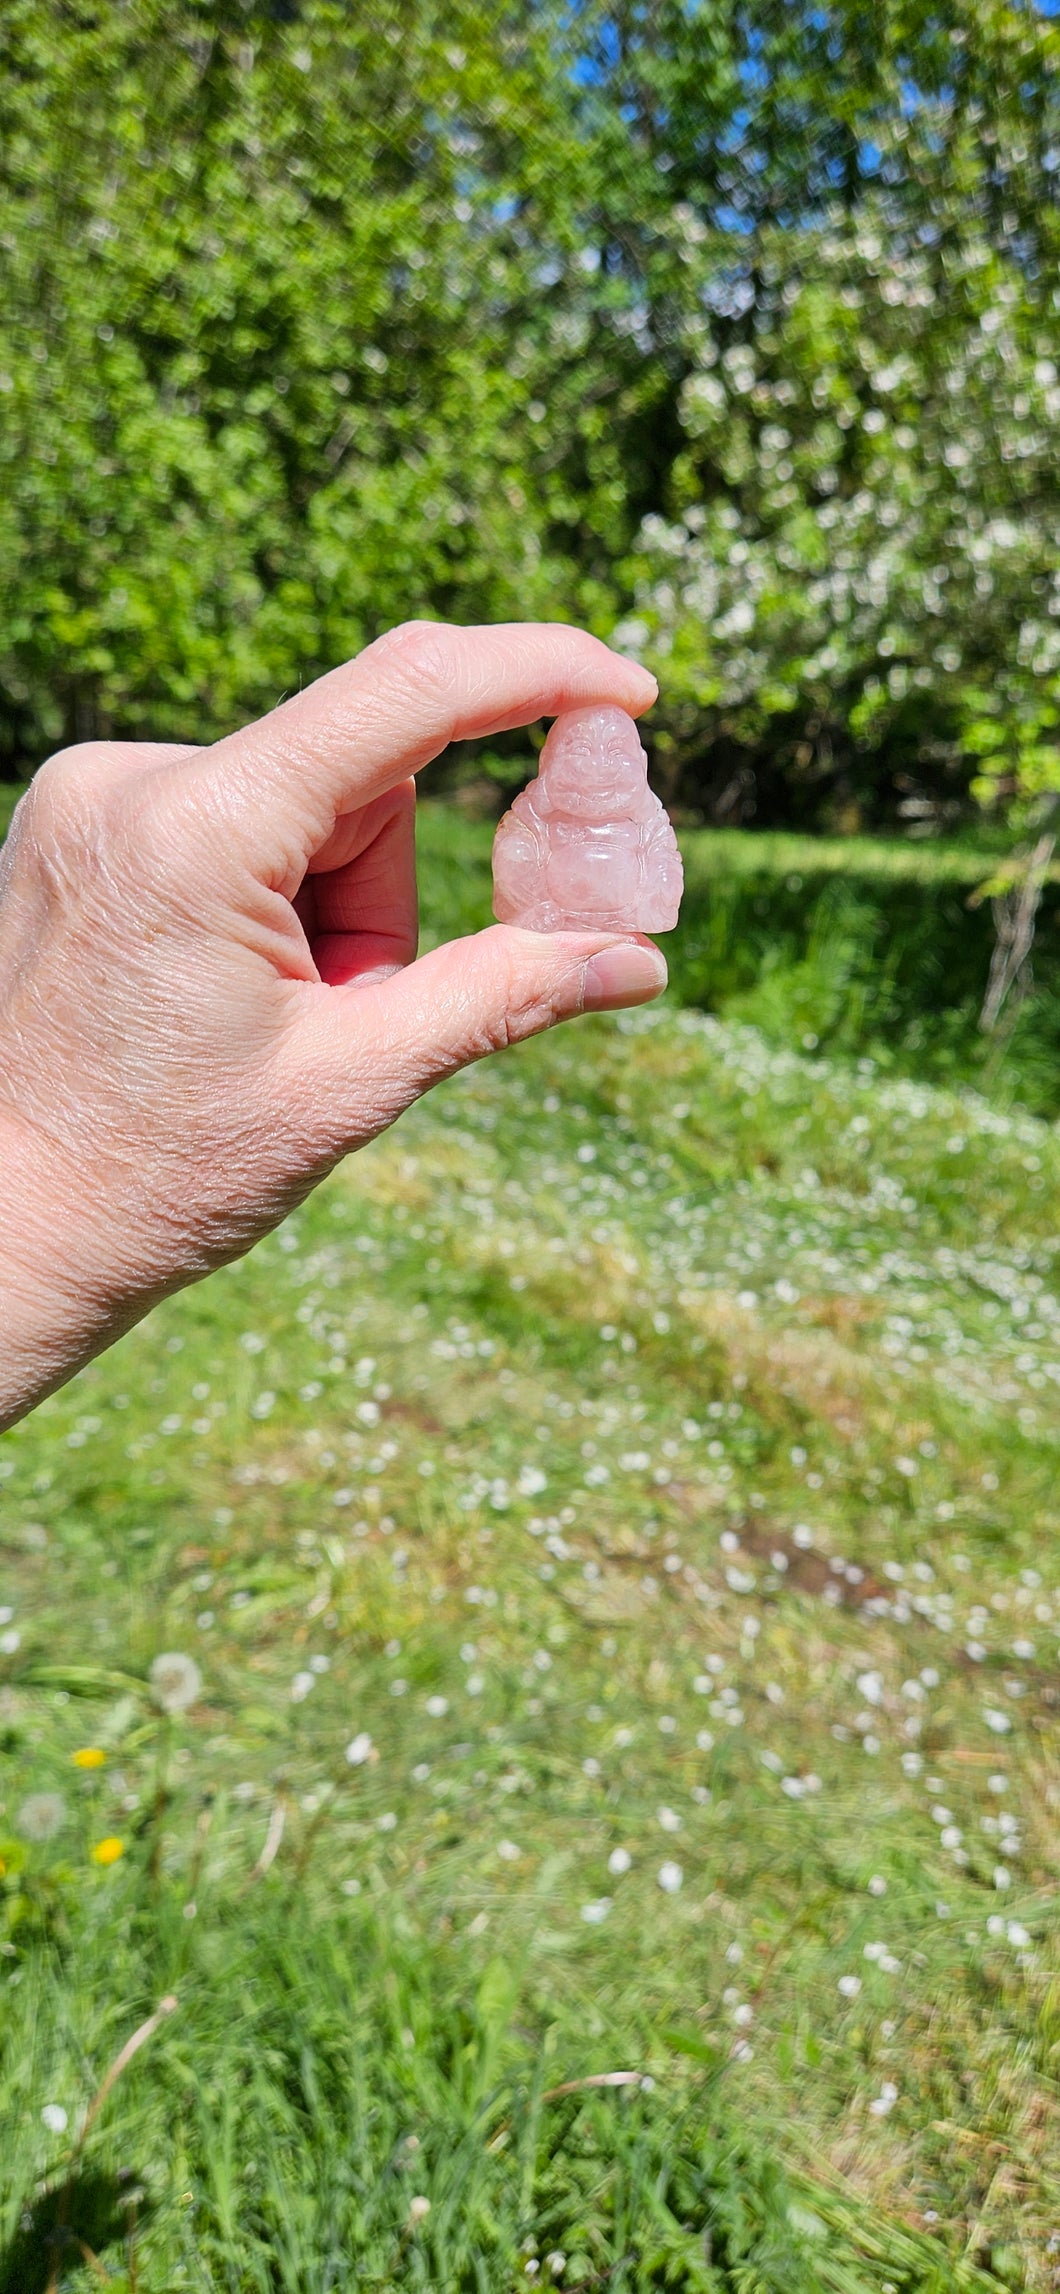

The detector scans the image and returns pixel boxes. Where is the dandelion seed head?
[17,1793,66,1843]
[149,1652,202,1714]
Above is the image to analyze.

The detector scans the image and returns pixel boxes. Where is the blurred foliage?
[2,1,1060,828]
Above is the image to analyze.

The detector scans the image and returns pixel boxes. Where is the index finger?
[196,621,657,853]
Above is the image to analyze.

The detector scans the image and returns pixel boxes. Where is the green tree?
[3,0,1060,832]
[0,0,609,759]
[593,0,1060,825]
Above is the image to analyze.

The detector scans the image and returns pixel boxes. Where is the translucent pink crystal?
[491,706,683,934]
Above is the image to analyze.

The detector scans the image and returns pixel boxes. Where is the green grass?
[2,780,1060,2285]
[2,1002,1060,2286]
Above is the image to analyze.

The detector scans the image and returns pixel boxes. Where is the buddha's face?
[540,705,649,819]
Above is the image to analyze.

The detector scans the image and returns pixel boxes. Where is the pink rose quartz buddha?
[491,705,683,934]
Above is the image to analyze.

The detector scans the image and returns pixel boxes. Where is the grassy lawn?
[2,976,1059,2284]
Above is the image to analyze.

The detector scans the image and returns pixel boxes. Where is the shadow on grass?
[0,2165,146,2294]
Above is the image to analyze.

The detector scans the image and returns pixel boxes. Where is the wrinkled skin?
[0,623,666,1429]
[492,705,683,933]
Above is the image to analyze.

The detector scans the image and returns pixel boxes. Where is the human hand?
[0,622,664,1426]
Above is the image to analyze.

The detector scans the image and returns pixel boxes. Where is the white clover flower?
[580,1898,612,1925]
[149,1652,202,1715]
[40,2103,68,2134]
[17,1792,67,1843]
[425,1695,449,1719]
[657,1860,683,1895]
[869,2081,899,2118]
[837,1974,862,1999]
[656,1805,681,1833]
[290,1672,315,1703]
[497,1839,522,1862]
[345,1732,374,1766]
[608,1846,632,1877]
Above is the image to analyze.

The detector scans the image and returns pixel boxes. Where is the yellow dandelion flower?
[72,1747,107,1770]
[90,1836,124,1867]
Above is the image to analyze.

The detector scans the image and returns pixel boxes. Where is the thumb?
[290,925,667,1148]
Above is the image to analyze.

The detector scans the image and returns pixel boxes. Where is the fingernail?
[581,943,667,1012]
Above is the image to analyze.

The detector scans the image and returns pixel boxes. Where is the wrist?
[0,1108,145,1428]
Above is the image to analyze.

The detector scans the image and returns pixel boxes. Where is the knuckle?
[370,618,458,696]
[495,990,561,1053]
[12,747,142,891]
[477,939,566,1056]
[17,750,101,852]
[29,743,108,819]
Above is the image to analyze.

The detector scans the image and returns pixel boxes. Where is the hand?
[0,622,664,1426]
